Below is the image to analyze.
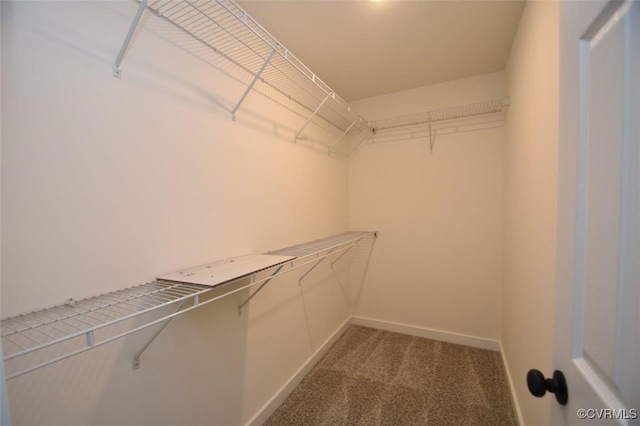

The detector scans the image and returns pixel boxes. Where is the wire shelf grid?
[371,98,508,132]
[270,231,373,258]
[1,282,209,362]
[1,231,377,379]
[143,0,367,135]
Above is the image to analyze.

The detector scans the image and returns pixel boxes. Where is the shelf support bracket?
[232,48,277,120]
[237,264,284,316]
[295,93,331,142]
[330,245,354,270]
[330,245,355,304]
[428,115,435,154]
[132,299,186,370]
[113,0,148,78]
[299,247,336,286]
[328,118,359,155]
[351,232,379,308]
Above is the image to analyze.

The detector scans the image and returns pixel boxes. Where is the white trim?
[351,315,500,351]
[499,340,525,426]
[245,317,353,426]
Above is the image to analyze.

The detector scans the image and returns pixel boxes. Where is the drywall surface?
[502,2,560,425]
[348,72,506,341]
[1,1,352,424]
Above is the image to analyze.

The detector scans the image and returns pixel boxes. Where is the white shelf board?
[157,254,295,287]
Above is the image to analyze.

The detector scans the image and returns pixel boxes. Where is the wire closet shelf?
[114,0,370,144]
[359,98,509,154]
[1,231,376,380]
[370,98,509,132]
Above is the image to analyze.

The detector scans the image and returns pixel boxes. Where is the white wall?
[1,1,565,424]
[502,1,560,425]
[348,72,506,343]
[1,2,355,424]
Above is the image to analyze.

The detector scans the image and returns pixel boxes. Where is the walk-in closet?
[1,1,638,425]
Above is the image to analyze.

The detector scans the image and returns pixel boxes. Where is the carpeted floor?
[265,325,517,425]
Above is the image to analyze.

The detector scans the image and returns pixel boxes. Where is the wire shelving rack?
[363,98,509,153]
[113,0,370,147]
[1,231,377,380]
[370,98,509,132]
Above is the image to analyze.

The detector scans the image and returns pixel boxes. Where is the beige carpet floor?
[265,325,517,426]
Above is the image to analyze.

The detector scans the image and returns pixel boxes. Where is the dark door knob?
[527,369,569,405]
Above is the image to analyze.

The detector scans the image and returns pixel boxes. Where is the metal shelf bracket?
[299,247,336,286]
[132,300,187,370]
[237,264,284,316]
[428,116,435,154]
[113,0,148,78]
[330,245,354,270]
[295,94,331,142]
[328,118,359,155]
[231,48,277,121]
[330,245,355,303]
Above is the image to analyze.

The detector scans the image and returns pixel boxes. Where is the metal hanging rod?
[1,231,377,379]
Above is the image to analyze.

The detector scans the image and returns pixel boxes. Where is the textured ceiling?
[238,1,525,102]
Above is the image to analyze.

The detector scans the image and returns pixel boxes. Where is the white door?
[553,0,639,425]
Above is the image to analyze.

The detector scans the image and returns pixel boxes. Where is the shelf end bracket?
[295,93,331,142]
[113,0,148,79]
[132,299,186,370]
[428,115,436,154]
[328,118,359,155]
[237,264,284,316]
[231,48,277,120]
[331,245,355,305]
[299,246,336,286]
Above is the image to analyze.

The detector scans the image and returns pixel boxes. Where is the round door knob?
[527,369,569,405]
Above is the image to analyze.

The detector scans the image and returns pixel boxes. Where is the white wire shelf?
[269,231,375,258]
[113,0,369,143]
[355,98,509,154]
[370,98,509,132]
[1,231,377,379]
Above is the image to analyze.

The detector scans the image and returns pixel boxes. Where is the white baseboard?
[498,341,525,426]
[351,315,501,351]
[245,316,352,426]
